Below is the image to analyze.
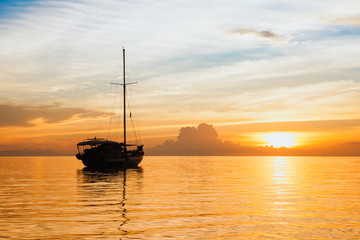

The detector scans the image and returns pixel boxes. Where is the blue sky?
[1,0,359,107]
[0,0,36,16]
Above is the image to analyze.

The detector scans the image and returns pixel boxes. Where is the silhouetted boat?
[76,49,144,168]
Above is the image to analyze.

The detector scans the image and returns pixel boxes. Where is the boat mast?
[123,48,127,152]
[111,48,137,152]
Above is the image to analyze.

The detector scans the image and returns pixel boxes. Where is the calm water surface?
[0,156,360,239]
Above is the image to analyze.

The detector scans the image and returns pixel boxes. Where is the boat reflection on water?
[76,167,143,238]
[77,166,143,183]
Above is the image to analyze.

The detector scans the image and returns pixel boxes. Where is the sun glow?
[264,132,297,148]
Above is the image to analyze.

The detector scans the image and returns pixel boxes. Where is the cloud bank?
[147,123,360,156]
[147,123,239,155]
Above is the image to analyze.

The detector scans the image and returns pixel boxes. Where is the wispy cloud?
[232,27,278,39]
[0,104,110,127]
[327,17,360,26]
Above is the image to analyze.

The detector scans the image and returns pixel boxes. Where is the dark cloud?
[0,104,110,127]
[232,28,278,39]
[148,123,257,156]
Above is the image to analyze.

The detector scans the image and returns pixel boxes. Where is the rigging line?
[133,85,141,143]
[124,55,142,144]
[126,88,135,143]
[95,83,116,139]
[130,116,139,144]
[117,87,123,142]
[126,85,140,144]
[107,82,120,140]
[134,95,142,143]
[107,53,123,140]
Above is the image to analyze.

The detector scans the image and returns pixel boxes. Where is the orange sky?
[0,1,360,155]
[1,112,360,155]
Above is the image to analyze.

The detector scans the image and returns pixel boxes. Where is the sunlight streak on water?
[0,156,360,239]
[271,157,292,214]
[272,156,290,185]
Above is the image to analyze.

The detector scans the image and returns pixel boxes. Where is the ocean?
[0,156,359,239]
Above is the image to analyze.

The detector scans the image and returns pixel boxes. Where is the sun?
[263,132,296,148]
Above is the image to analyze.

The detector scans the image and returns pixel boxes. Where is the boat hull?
[80,154,143,168]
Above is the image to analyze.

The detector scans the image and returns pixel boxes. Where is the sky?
[0,0,359,155]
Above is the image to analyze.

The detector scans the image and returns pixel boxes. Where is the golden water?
[0,156,359,239]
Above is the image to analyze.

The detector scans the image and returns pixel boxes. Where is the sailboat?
[76,49,144,168]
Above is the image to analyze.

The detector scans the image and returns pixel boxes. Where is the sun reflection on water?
[271,157,294,214]
[272,156,290,185]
